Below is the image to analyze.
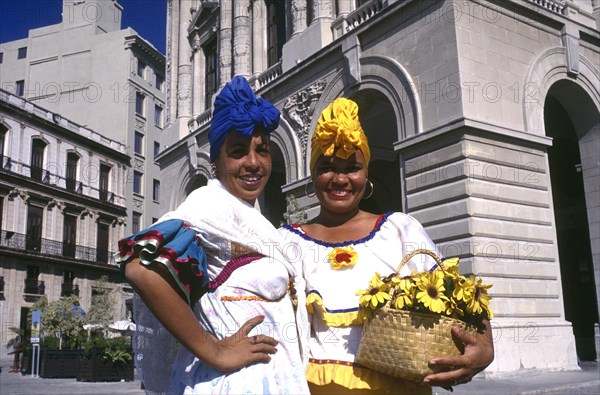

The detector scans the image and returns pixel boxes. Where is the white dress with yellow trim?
[279,212,440,394]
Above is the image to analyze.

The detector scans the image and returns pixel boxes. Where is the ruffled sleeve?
[115,219,208,305]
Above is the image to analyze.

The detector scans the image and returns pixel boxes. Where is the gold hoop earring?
[363,179,374,199]
[304,181,316,198]
[210,162,217,178]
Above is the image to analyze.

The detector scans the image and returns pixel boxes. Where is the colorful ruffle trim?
[115,219,208,305]
[306,359,430,394]
[306,291,363,327]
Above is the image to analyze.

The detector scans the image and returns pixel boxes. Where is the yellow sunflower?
[392,289,414,310]
[467,277,493,319]
[453,275,475,302]
[356,273,391,309]
[328,246,358,270]
[415,271,449,314]
[440,257,460,279]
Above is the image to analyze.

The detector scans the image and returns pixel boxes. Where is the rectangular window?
[134,131,144,155]
[17,47,27,59]
[137,59,146,78]
[96,222,109,263]
[0,52,3,64]
[266,1,286,67]
[16,80,25,97]
[204,39,217,110]
[135,92,145,116]
[26,205,43,251]
[152,217,159,224]
[152,179,160,202]
[153,141,160,158]
[154,105,163,127]
[66,153,79,191]
[155,74,164,91]
[62,215,77,258]
[30,139,46,181]
[99,164,110,201]
[133,170,142,194]
[132,212,142,234]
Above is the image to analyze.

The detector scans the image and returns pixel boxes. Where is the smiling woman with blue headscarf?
[116,76,309,395]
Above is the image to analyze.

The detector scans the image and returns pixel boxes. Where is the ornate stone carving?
[80,208,98,220]
[135,118,146,130]
[133,198,143,209]
[46,199,66,212]
[282,80,327,157]
[134,159,144,170]
[7,188,29,202]
[111,217,127,227]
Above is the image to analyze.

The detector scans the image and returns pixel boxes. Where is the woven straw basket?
[355,249,477,382]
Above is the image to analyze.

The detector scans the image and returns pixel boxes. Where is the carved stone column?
[233,0,251,77]
[310,0,335,23]
[219,0,233,87]
[337,0,353,16]
[166,0,179,124]
[290,0,307,37]
[177,0,192,119]
[191,34,205,116]
[251,0,267,76]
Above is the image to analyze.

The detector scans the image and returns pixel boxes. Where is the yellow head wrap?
[310,98,370,174]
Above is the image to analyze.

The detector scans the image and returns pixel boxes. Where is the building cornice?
[124,34,166,66]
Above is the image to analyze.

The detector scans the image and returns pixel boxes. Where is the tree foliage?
[85,275,115,329]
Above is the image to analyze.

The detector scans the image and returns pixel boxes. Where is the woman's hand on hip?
[209,315,279,372]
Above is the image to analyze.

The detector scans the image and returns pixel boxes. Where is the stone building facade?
[0,0,166,235]
[0,89,133,359]
[159,0,599,374]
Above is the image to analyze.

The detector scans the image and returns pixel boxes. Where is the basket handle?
[395,248,445,276]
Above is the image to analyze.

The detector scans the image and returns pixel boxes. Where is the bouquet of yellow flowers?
[355,249,493,382]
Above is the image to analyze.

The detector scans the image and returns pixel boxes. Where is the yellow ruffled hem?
[306,361,431,394]
[306,292,364,327]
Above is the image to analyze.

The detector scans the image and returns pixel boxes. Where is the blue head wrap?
[208,76,280,161]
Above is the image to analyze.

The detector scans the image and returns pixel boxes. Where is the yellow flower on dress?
[328,246,358,270]
[356,273,391,309]
[467,276,493,319]
[415,271,449,314]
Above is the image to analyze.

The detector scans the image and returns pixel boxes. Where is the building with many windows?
[0,89,133,358]
[158,0,599,375]
[0,0,166,235]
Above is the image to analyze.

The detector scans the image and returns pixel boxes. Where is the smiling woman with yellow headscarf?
[310,98,370,175]
[279,97,495,394]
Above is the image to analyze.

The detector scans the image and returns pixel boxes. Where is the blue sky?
[0,0,167,54]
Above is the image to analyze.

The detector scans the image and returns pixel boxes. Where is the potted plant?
[31,295,86,378]
[77,336,134,382]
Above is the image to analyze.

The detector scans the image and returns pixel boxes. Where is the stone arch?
[270,119,302,181]
[180,151,211,200]
[524,47,600,135]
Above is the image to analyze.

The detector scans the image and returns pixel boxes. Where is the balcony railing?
[0,230,116,266]
[24,278,45,295]
[0,155,124,206]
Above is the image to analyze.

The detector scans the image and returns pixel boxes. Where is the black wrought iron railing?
[24,278,45,295]
[0,230,116,265]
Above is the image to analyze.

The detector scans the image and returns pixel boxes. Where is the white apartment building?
[158,0,600,376]
[0,89,133,358]
[0,0,166,235]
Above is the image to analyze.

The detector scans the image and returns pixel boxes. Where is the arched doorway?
[350,89,402,214]
[263,142,286,227]
[545,81,599,361]
[185,174,208,198]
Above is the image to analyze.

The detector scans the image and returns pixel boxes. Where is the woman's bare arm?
[125,258,278,372]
